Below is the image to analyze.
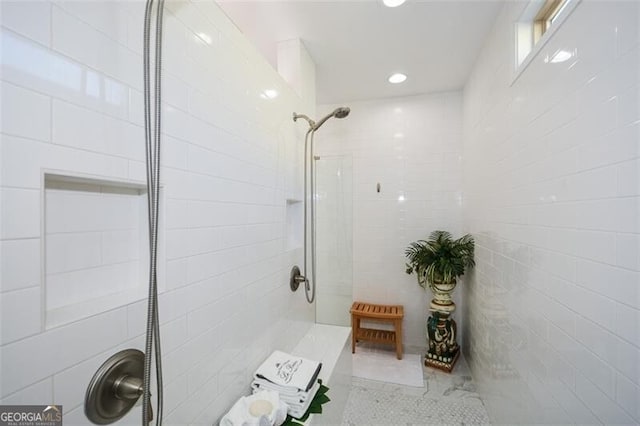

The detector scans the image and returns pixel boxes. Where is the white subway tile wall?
[462,1,639,424]
[2,0,638,424]
[0,0,314,424]
[317,93,464,348]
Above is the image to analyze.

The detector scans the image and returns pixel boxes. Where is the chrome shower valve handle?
[290,265,307,291]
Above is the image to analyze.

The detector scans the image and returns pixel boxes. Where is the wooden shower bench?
[350,301,404,360]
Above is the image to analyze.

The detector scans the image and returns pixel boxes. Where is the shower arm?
[293,112,315,129]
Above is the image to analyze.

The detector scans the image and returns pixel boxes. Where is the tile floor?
[341,345,490,425]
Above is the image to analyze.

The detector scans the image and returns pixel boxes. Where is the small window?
[533,0,573,43]
[514,0,578,78]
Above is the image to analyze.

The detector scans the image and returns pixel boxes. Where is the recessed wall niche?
[285,198,303,251]
[43,173,161,329]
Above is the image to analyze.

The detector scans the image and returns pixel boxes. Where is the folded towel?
[251,378,315,401]
[287,381,320,419]
[254,351,322,392]
[251,379,318,406]
[251,381,320,419]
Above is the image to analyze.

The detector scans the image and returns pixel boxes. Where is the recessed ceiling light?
[383,0,406,7]
[388,73,407,84]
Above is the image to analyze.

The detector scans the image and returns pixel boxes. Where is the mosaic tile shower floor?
[341,347,490,425]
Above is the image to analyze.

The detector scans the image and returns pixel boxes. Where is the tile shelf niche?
[43,173,162,329]
[285,198,303,251]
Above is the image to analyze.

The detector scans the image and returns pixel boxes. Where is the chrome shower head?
[313,106,350,131]
[332,107,350,119]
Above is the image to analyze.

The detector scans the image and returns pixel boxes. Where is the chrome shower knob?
[85,349,146,425]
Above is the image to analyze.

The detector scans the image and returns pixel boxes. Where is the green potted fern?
[405,230,475,313]
[405,230,475,371]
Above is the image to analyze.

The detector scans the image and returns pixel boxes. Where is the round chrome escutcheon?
[85,349,145,425]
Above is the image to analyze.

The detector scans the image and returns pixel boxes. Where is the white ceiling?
[217,1,504,104]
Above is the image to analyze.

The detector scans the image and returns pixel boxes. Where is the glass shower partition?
[314,155,353,326]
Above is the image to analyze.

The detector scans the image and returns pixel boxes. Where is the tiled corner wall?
[0,0,315,424]
[317,93,464,348]
[462,1,639,424]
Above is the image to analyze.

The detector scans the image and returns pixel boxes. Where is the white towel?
[250,380,320,419]
[254,351,322,392]
[251,379,319,406]
[251,378,315,401]
[219,390,288,426]
[287,381,321,420]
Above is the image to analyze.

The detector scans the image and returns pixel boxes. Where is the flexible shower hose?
[143,0,164,424]
[303,128,316,304]
[308,130,318,304]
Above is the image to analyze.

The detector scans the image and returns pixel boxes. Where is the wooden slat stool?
[350,301,404,360]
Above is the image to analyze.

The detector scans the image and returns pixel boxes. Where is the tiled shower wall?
[317,93,464,348]
[462,1,639,424]
[0,0,315,424]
